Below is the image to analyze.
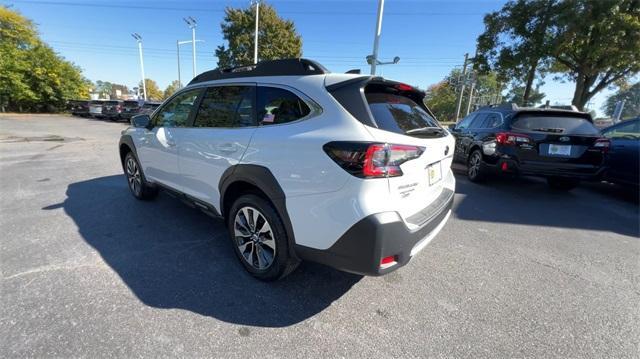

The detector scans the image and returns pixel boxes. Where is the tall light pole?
[131,33,146,100]
[454,53,469,122]
[183,16,197,78]
[252,0,260,64]
[369,0,385,75]
[176,39,204,88]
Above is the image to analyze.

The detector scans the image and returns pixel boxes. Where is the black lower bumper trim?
[295,190,454,276]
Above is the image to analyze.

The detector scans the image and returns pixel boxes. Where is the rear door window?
[511,114,599,135]
[193,86,256,128]
[256,87,310,125]
[365,92,439,134]
[468,113,488,129]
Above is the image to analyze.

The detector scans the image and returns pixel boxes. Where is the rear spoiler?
[326,76,437,127]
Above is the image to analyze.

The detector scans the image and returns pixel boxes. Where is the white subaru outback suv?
[119,59,455,281]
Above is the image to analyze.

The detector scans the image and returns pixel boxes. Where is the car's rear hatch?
[89,101,103,114]
[508,111,606,172]
[103,101,121,114]
[327,78,454,224]
[123,100,140,113]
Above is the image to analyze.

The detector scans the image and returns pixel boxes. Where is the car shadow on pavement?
[45,175,362,327]
[453,173,640,238]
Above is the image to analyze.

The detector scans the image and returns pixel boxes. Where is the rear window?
[90,101,103,105]
[511,114,599,135]
[365,92,439,135]
[105,101,120,105]
[124,101,139,106]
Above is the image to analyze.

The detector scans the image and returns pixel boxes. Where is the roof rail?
[188,58,330,85]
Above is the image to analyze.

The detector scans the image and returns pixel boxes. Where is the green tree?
[425,81,457,122]
[215,2,302,68]
[552,0,640,110]
[94,80,112,98]
[139,79,163,101]
[426,69,504,122]
[602,82,640,119]
[0,7,90,112]
[476,0,557,106]
[163,80,181,99]
[504,84,546,106]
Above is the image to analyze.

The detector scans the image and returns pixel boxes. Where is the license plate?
[548,144,571,156]
[427,161,442,186]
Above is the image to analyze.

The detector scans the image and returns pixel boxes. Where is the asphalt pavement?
[1,114,639,358]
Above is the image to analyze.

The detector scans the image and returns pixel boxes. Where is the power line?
[9,0,483,16]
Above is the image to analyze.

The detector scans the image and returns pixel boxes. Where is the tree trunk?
[571,74,596,111]
[522,61,538,106]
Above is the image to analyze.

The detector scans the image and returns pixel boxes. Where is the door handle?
[217,143,237,152]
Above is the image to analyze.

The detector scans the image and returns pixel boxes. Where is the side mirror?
[448,123,457,130]
[131,114,151,129]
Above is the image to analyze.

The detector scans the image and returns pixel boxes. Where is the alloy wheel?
[468,152,481,179]
[125,156,142,196]
[234,206,276,270]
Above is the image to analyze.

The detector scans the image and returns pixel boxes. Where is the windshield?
[365,92,440,136]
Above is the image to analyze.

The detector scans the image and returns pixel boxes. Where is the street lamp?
[183,16,197,78]
[131,33,147,100]
[177,39,204,88]
[251,0,260,64]
[367,55,400,67]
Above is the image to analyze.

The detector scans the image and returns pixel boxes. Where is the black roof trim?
[188,58,330,85]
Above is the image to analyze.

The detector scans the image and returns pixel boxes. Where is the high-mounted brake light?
[496,132,531,145]
[323,142,424,178]
[395,83,414,91]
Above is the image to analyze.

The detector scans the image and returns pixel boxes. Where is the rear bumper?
[295,188,454,276]
[486,158,605,180]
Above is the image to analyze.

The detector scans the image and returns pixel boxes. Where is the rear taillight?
[323,142,424,178]
[496,132,532,146]
[593,138,610,153]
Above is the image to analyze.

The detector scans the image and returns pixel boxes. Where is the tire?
[227,194,299,281]
[547,176,580,190]
[123,152,158,200]
[467,149,485,182]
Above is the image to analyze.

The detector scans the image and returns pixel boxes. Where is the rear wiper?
[405,127,445,136]
[532,127,564,133]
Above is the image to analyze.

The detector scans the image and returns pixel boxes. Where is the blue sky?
[5,0,619,115]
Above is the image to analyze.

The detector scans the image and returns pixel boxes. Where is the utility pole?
[184,17,197,78]
[466,72,476,116]
[176,40,181,88]
[370,0,385,75]
[131,33,146,100]
[252,0,260,64]
[454,53,469,121]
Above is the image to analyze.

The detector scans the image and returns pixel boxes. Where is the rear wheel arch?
[219,165,299,258]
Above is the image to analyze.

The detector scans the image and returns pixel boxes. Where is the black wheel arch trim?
[118,135,138,168]
[219,164,299,260]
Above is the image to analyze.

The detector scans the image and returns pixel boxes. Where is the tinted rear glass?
[365,93,439,135]
[90,101,103,104]
[105,101,120,105]
[124,101,139,106]
[511,114,599,135]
